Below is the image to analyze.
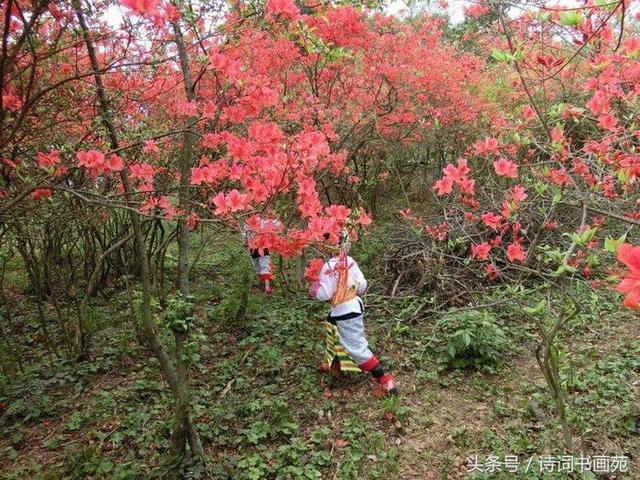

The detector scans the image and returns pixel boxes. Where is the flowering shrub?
[385,1,640,303]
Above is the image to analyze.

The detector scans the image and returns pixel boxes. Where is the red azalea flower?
[471,242,491,260]
[506,242,526,263]
[493,158,518,178]
[485,263,499,280]
[616,243,640,310]
[304,258,325,282]
[433,175,454,196]
[481,212,502,229]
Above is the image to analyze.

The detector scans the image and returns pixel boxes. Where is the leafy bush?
[435,309,507,372]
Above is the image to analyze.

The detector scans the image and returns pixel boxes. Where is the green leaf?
[559,10,581,27]
[565,226,597,247]
[491,49,510,62]
[447,344,456,359]
[555,262,577,276]
[98,459,114,474]
[604,234,627,253]
[618,169,630,184]
[3,447,18,461]
[523,300,546,316]
[111,431,125,445]
[577,226,597,246]
[513,49,524,61]
[534,182,548,196]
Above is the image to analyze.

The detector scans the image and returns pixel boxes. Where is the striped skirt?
[322,320,361,372]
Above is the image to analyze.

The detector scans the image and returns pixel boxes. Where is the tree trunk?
[73,0,202,461]
[171,18,205,459]
[76,231,134,360]
[0,258,24,375]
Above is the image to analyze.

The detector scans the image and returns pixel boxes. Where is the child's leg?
[251,257,261,274]
[249,256,262,289]
[258,255,273,293]
[334,315,374,365]
[335,315,398,393]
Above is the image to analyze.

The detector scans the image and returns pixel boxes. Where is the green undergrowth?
[1,243,638,479]
[0,240,402,479]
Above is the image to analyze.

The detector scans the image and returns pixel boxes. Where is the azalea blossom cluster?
[57,0,482,257]
[425,136,530,277]
[3,0,374,256]
[3,0,639,310]
[396,1,640,286]
[2,0,488,251]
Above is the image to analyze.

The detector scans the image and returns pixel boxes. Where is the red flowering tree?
[392,0,640,451]
[388,0,640,291]
[1,0,492,461]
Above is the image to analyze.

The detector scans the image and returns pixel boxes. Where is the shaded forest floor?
[1,245,639,479]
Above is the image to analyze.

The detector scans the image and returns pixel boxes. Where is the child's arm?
[310,264,335,301]
[349,259,368,295]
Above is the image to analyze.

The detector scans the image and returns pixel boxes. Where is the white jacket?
[313,256,367,317]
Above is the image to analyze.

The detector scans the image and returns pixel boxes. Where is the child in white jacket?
[310,248,398,395]
[242,217,281,294]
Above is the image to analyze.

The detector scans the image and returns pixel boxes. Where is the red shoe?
[377,374,398,395]
[318,362,331,373]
